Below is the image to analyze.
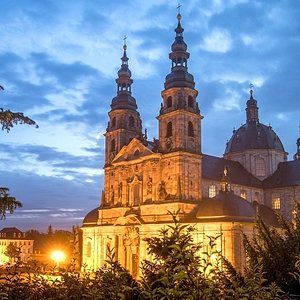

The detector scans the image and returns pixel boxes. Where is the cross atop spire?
[123,35,127,50]
[177,3,182,15]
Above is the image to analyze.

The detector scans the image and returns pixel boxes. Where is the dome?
[225,122,285,154]
[118,65,132,78]
[82,207,99,226]
[196,190,255,222]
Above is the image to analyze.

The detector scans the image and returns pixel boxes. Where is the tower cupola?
[246,89,259,124]
[164,12,195,90]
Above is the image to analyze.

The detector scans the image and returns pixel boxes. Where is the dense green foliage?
[0,212,290,299]
[244,207,300,297]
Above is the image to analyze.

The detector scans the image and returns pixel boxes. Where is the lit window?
[255,157,266,177]
[209,185,216,198]
[240,190,247,199]
[272,193,281,210]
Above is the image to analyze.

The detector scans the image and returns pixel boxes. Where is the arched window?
[111,117,116,127]
[166,122,172,137]
[129,116,135,127]
[111,139,115,152]
[188,96,194,107]
[87,242,91,257]
[166,96,172,108]
[255,157,266,177]
[188,121,194,137]
[209,185,216,198]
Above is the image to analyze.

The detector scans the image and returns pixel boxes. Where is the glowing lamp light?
[51,250,66,267]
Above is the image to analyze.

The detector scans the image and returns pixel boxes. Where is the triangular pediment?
[112,138,154,163]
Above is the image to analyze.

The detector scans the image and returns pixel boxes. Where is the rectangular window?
[272,193,281,210]
[240,190,247,200]
[209,185,217,198]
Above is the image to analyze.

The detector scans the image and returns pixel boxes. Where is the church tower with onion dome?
[104,40,143,167]
[82,7,300,279]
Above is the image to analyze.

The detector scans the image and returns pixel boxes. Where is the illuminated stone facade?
[0,227,34,265]
[82,13,300,277]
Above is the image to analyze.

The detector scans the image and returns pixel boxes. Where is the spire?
[111,38,137,111]
[246,84,259,124]
[164,6,195,90]
[294,125,300,161]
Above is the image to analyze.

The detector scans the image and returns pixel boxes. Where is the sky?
[0,0,299,232]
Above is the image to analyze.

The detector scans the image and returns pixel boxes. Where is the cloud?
[200,28,233,53]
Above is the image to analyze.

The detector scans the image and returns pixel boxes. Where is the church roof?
[224,122,285,154]
[196,191,255,222]
[224,91,285,155]
[263,160,300,188]
[202,154,262,187]
[82,207,99,226]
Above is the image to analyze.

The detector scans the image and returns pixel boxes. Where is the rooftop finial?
[249,83,254,98]
[177,3,182,17]
[123,35,127,51]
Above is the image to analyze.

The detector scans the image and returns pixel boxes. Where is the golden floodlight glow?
[51,250,66,265]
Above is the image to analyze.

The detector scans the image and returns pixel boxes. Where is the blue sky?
[0,0,299,231]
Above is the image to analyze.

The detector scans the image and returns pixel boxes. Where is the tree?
[0,85,37,132]
[0,187,22,220]
[0,85,37,219]
[243,206,300,297]
[4,243,21,263]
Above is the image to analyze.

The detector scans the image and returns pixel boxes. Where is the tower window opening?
[188,96,194,108]
[166,122,173,137]
[166,96,172,108]
[121,83,126,91]
[129,116,135,127]
[111,139,116,152]
[111,117,116,127]
[188,121,194,137]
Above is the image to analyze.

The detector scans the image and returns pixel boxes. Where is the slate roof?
[224,122,285,154]
[263,160,300,188]
[202,154,262,187]
[82,207,99,226]
[196,191,255,222]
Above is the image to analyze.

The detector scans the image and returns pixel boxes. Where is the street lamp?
[51,250,66,270]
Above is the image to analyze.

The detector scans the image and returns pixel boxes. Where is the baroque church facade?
[82,13,300,277]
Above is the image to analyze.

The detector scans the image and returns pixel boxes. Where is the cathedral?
[82,12,300,277]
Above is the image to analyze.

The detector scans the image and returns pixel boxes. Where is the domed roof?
[225,91,285,154]
[82,207,99,226]
[196,190,255,222]
[225,122,285,154]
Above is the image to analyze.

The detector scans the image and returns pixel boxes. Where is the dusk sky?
[0,0,299,231]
